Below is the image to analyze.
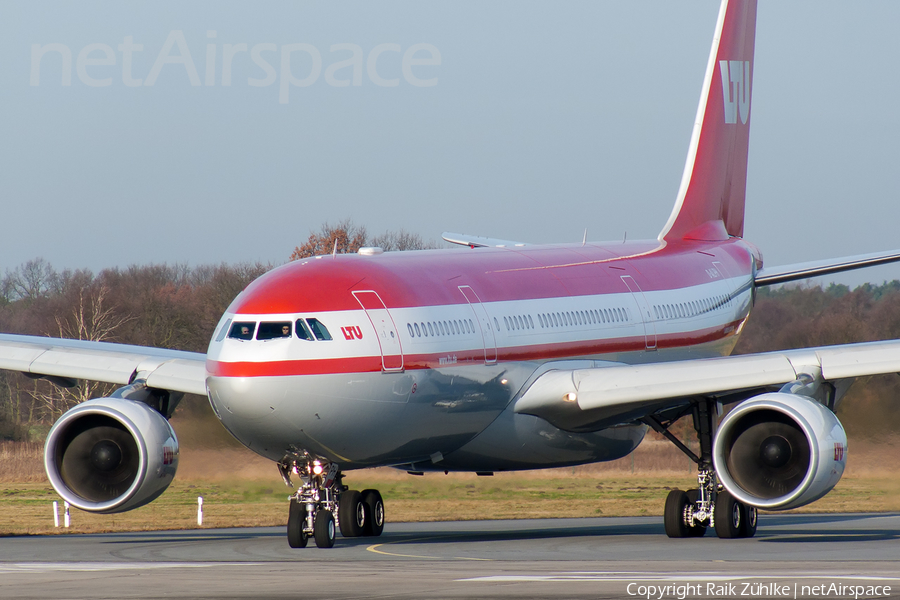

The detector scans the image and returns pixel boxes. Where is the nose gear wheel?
[278,451,386,548]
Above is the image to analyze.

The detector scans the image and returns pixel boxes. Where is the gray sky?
[2,1,899,287]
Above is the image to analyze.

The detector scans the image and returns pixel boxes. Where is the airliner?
[3,0,900,548]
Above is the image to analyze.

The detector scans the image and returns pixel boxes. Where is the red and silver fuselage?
[205,237,758,471]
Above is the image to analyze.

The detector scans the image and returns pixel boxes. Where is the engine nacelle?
[44,398,179,514]
[713,393,846,511]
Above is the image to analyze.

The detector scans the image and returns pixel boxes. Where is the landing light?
[563,392,577,403]
[312,463,324,475]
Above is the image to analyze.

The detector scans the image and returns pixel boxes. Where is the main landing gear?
[644,399,758,539]
[279,452,385,549]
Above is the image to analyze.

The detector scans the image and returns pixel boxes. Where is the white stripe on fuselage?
[208,276,749,365]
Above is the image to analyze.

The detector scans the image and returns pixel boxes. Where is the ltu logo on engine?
[719,60,751,124]
[163,446,176,466]
[833,442,845,462]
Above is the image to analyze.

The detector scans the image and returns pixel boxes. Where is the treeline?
[0,259,270,439]
[1,255,899,441]
[733,283,900,437]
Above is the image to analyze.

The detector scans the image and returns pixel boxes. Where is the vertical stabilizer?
[659,0,757,242]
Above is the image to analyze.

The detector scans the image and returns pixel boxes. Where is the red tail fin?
[659,0,757,242]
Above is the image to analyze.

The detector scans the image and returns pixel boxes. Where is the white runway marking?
[0,562,264,573]
[460,572,900,583]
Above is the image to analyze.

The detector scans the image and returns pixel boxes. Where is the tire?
[287,499,308,548]
[684,489,707,537]
[714,489,743,539]
[361,489,385,537]
[741,504,758,538]
[314,509,336,548]
[664,489,690,538]
[339,490,366,538]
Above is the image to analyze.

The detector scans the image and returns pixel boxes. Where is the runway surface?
[2,513,899,599]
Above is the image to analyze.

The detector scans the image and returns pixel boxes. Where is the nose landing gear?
[279,452,385,548]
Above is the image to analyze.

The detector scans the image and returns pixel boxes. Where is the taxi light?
[312,463,324,475]
[563,392,578,403]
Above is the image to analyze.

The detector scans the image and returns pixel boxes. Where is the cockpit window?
[228,321,256,340]
[306,318,332,341]
[215,318,232,342]
[257,321,292,340]
[295,319,313,341]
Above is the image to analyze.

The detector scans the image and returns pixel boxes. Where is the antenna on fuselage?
[332,239,338,258]
[582,229,587,247]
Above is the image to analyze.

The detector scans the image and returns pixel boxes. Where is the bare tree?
[290,220,439,260]
[6,258,57,301]
[370,229,438,251]
[290,219,369,260]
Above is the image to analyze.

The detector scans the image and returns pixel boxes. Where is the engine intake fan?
[712,393,846,511]
[44,398,179,514]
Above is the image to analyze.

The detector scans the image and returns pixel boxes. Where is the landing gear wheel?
[314,509,336,548]
[741,504,758,538]
[361,489,385,537]
[664,490,690,538]
[684,489,707,537]
[714,490,743,539]
[339,490,366,538]
[287,499,308,548]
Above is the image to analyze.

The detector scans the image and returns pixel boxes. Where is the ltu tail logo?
[719,60,751,125]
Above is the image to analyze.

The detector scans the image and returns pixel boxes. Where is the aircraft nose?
[207,376,278,421]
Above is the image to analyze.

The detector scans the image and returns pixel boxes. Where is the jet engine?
[44,397,179,513]
[712,393,846,511]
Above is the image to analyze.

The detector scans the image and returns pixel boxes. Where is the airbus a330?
[3,0,900,547]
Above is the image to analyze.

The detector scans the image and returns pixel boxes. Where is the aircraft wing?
[442,232,529,248]
[0,333,207,396]
[515,339,900,431]
[755,249,900,286]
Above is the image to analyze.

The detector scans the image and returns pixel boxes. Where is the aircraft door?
[352,290,404,371]
[621,275,657,351]
[458,285,498,364]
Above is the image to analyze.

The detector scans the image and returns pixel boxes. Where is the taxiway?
[1,514,898,599]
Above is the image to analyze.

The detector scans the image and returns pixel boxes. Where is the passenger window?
[215,318,232,342]
[528,315,534,329]
[407,323,414,337]
[257,321,292,340]
[414,323,421,337]
[427,322,434,336]
[307,318,332,341]
[469,319,475,332]
[228,321,256,341]
[504,316,510,330]
[457,320,463,334]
